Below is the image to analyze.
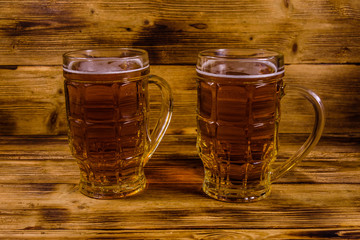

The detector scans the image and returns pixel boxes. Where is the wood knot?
[292,42,298,53]
[283,0,290,8]
[189,23,208,30]
[47,110,58,132]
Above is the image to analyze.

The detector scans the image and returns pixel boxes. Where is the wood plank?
[0,0,359,65]
[0,182,359,230]
[1,228,360,239]
[0,64,359,135]
[0,134,358,185]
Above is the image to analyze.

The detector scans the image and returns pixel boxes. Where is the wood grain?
[0,0,359,238]
[0,183,359,230]
[0,134,359,185]
[0,64,359,135]
[0,135,359,238]
[1,229,360,240]
[0,0,359,65]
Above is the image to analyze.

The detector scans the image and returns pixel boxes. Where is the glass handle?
[271,85,326,182]
[143,74,173,166]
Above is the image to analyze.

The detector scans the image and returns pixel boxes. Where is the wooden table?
[0,133,359,239]
[1,0,360,238]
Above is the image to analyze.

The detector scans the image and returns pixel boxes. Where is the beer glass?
[63,48,172,199]
[196,49,325,202]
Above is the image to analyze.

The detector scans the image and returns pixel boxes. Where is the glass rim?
[63,48,148,60]
[197,48,283,60]
[196,68,284,79]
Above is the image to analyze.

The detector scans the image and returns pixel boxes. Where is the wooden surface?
[0,64,359,135]
[0,0,359,239]
[0,134,359,239]
[0,0,359,65]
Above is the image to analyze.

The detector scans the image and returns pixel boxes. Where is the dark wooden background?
[0,0,359,239]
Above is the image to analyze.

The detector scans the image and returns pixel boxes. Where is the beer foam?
[197,60,284,79]
[64,58,148,74]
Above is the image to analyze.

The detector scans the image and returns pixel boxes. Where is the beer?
[196,50,285,202]
[64,56,150,198]
[64,48,172,199]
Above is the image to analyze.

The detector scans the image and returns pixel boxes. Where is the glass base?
[78,175,147,199]
[202,177,271,203]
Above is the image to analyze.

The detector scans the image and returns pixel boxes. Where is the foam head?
[63,48,149,74]
[196,49,284,78]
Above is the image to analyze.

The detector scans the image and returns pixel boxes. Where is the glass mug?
[63,48,173,199]
[196,49,325,202]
